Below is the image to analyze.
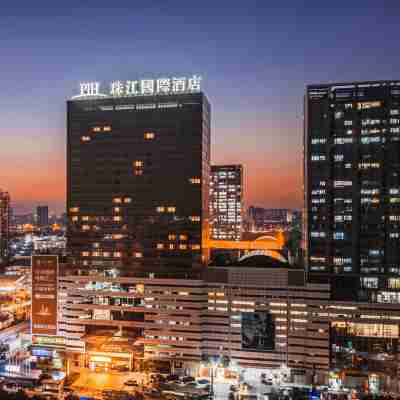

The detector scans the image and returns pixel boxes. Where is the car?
[180,376,195,383]
[145,388,161,398]
[195,379,210,389]
[166,374,180,381]
[262,379,273,386]
[124,380,139,387]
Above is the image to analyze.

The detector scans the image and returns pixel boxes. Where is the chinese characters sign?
[78,75,202,98]
[31,255,58,336]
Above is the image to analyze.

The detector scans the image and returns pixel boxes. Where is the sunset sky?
[1,1,400,214]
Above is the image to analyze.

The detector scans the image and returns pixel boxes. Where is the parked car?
[195,379,210,389]
[124,379,139,387]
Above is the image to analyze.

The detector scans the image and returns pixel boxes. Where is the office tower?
[0,190,10,265]
[36,206,49,227]
[305,81,400,298]
[67,78,210,269]
[210,165,243,240]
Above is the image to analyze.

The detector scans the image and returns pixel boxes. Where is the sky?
[1,0,400,214]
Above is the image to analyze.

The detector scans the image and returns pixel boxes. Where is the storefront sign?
[31,255,58,335]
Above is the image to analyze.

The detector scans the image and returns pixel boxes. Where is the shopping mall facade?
[27,260,400,394]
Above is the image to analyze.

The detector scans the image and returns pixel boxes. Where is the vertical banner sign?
[31,255,58,335]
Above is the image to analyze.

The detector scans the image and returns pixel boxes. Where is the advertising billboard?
[241,311,275,351]
[31,255,58,335]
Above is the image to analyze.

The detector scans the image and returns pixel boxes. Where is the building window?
[167,206,176,213]
[134,160,144,167]
[113,198,122,204]
[70,207,79,213]
[156,206,165,213]
[144,132,155,140]
[189,216,200,222]
[168,234,176,240]
[81,136,91,142]
[179,234,188,241]
[156,243,164,249]
[191,244,201,250]
[189,177,201,184]
[103,126,112,132]
[124,197,132,203]
[179,244,188,250]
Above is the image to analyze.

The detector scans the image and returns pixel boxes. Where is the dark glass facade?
[67,92,210,269]
[305,81,400,300]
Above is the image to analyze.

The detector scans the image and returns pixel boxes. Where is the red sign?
[31,255,58,335]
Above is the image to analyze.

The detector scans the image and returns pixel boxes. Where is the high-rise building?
[0,190,10,265]
[305,80,400,298]
[210,165,243,240]
[67,78,210,269]
[36,206,49,227]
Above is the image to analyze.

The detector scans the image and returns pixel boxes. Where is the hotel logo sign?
[31,255,58,336]
[76,75,202,98]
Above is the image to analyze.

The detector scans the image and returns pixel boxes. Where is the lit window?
[113,252,122,258]
[82,216,89,221]
[103,126,112,132]
[169,244,175,250]
[179,234,188,241]
[134,252,143,258]
[191,244,201,250]
[156,243,164,249]
[70,207,79,213]
[81,136,91,142]
[189,216,200,222]
[167,206,176,213]
[103,252,110,257]
[82,225,90,231]
[179,244,188,250]
[71,216,78,222]
[113,216,122,222]
[144,132,155,140]
[81,251,90,257]
[124,197,132,203]
[114,207,121,213]
[92,126,101,132]
[357,101,381,110]
[134,160,144,167]
[168,234,176,240]
[189,177,201,184]
[156,206,165,213]
[113,198,122,204]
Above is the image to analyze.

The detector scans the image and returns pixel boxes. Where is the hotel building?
[67,81,210,269]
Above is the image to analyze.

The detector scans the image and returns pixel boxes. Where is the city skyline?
[1,1,400,213]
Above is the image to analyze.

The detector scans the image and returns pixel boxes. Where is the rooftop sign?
[74,75,202,99]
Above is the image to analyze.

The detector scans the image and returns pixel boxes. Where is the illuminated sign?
[75,75,202,98]
[32,335,65,347]
[31,255,58,336]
